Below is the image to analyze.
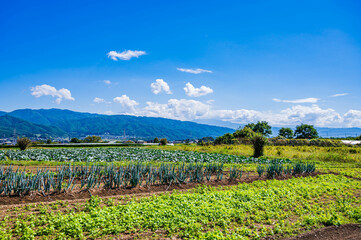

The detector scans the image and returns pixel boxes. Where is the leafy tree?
[245,121,272,136]
[250,133,268,158]
[294,124,318,139]
[214,133,235,145]
[278,128,294,139]
[70,137,82,143]
[83,135,102,143]
[198,136,214,142]
[244,123,256,130]
[17,137,31,150]
[160,138,168,145]
[46,139,52,144]
[233,127,255,139]
[153,137,160,143]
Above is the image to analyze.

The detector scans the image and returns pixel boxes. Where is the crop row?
[0,160,314,196]
[0,147,291,164]
[0,163,226,196]
[1,174,360,239]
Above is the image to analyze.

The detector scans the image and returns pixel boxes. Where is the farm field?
[0,146,360,239]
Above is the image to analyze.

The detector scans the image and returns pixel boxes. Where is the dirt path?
[283,224,361,240]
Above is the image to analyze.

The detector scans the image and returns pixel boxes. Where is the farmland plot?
[0,148,291,163]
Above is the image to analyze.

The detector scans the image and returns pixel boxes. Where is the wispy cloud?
[184,82,213,97]
[177,68,212,74]
[31,84,74,104]
[103,80,111,85]
[150,79,172,95]
[93,97,106,103]
[107,50,146,61]
[331,93,348,97]
[272,97,319,104]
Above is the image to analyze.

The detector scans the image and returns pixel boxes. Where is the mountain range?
[0,109,233,140]
[0,109,360,140]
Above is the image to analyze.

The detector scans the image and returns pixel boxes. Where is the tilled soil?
[283,224,361,240]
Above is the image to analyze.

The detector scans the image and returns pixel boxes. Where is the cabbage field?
[0,147,291,163]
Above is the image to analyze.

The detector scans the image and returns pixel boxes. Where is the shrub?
[17,137,32,150]
[160,138,168,145]
[70,138,82,143]
[83,135,102,143]
[250,133,268,158]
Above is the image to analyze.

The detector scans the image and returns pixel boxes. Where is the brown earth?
[283,224,361,240]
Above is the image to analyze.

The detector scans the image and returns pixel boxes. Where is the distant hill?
[8,109,97,126]
[1,108,360,140]
[0,115,67,138]
[53,115,232,140]
[1,109,233,140]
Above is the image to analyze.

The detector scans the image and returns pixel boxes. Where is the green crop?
[0,148,290,164]
[1,174,360,239]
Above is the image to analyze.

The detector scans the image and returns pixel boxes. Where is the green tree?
[245,121,272,136]
[153,137,160,143]
[70,137,81,143]
[160,138,168,145]
[17,137,32,150]
[278,128,294,139]
[233,127,255,139]
[198,136,214,142]
[83,135,102,143]
[46,139,52,144]
[294,124,318,139]
[214,133,235,145]
[250,133,268,158]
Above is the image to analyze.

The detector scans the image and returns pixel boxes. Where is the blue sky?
[1,0,361,127]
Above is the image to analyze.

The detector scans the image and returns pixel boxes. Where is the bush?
[250,133,268,158]
[17,137,32,150]
[160,138,168,145]
[214,133,236,145]
[70,138,82,143]
[83,135,102,143]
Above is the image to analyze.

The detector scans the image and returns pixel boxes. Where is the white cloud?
[113,95,139,111]
[273,97,319,103]
[184,82,213,97]
[131,99,359,127]
[103,80,111,85]
[140,99,210,121]
[107,50,146,61]
[93,97,105,103]
[343,110,361,127]
[177,68,212,74]
[331,93,348,97]
[30,84,74,104]
[150,79,172,94]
